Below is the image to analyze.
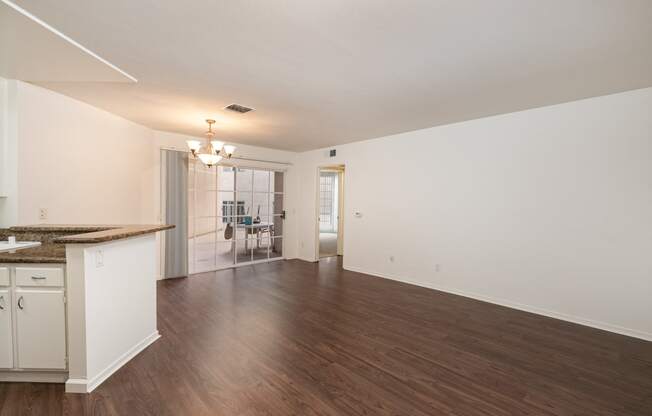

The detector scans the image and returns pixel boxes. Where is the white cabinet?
[0,264,67,378]
[0,267,9,285]
[0,289,12,369]
[15,267,64,287]
[15,290,67,369]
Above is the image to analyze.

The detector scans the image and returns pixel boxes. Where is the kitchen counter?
[1,223,173,393]
[10,224,174,244]
[0,228,68,263]
[1,224,173,263]
[0,243,65,263]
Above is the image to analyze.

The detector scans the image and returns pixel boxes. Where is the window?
[319,172,338,232]
[221,201,245,223]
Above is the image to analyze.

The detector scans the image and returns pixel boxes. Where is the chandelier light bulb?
[223,144,236,157]
[197,152,222,167]
[210,140,224,151]
[186,140,202,156]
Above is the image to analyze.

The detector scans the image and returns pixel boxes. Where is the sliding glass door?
[188,161,284,274]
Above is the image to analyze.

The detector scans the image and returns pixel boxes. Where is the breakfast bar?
[0,224,173,393]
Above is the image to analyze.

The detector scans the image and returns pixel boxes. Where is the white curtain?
[163,150,189,278]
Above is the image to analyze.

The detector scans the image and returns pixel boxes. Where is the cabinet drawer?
[0,268,8,286]
[15,267,64,287]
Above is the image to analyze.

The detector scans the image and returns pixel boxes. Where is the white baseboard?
[343,265,652,342]
[0,370,68,383]
[66,331,161,394]
[297,255,318,263]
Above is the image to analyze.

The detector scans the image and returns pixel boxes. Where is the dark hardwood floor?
[1,257,651,415]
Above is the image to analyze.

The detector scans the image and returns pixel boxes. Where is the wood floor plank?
[1,257,650,415]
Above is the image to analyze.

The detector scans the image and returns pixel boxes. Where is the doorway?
[317,166,344,259]
[188,160,285,274]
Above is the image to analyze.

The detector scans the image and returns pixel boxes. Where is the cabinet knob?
[0,295,4,310]
[17,296,24,310]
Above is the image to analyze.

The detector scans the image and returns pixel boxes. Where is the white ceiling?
[0,1,133,82]
[7,0,652,151]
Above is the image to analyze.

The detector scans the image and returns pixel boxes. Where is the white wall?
[0,78,19,224]
[0,78,6,196]
[65,234,159,393]
[4,78,650,341]
[294,87,652,340]
[1,80,156,226]
[0,81,299,241]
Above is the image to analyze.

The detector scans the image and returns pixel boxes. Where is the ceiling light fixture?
[187,119,237,167]
[186,140,201,157]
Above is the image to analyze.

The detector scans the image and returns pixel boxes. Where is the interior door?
[15,290,66,369]
[0,289,12,369]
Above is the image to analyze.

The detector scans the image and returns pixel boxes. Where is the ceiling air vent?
[224,103,254,114]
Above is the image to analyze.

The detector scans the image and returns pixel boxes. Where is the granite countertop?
[0,243,66,264]
[0,224,174,264]
[10,224,174,244]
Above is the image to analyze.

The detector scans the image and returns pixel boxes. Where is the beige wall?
[0,81,299,232]
[0,80,302,278]
[1,80,155,226]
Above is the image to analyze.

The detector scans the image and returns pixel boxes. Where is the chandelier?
[186,119,236,167]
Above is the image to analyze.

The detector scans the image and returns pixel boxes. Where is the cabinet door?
[15,290,66,370]
[0,289,12,369]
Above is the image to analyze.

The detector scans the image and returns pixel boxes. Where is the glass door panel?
[189,162,284,272]
[253,193,269,219]
[236,239,253,263]
[216,217,235,243]
[195,190,217,218]
[216,242,235,269]
[196,163,217,190]
[218,192,237,221]
[217,166,235,191]
[252,237,270,261]
[236,192,254,220]
[270,237,283,259]
[236,168,253,191]
[253,170,270,192]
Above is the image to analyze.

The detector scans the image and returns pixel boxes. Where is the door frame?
[315,165,345,260]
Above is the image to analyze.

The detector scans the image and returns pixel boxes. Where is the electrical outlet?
[38,208,48,220]
[95,250,104,267]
